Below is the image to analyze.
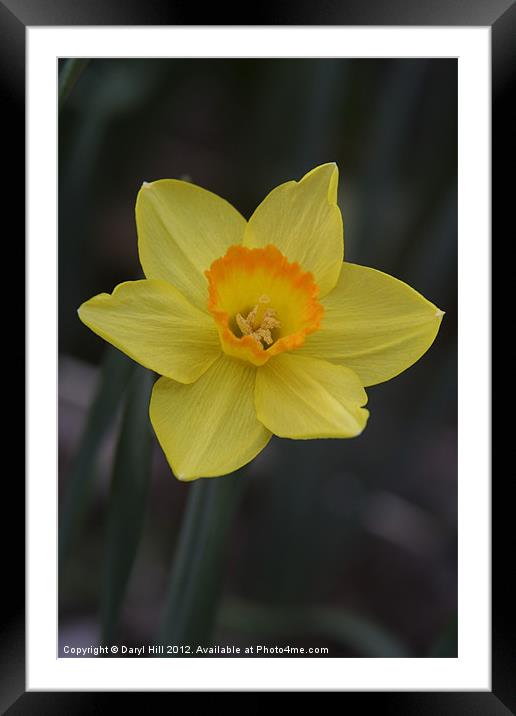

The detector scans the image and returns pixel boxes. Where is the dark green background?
[59,59,457,657]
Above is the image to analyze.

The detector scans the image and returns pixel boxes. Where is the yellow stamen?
[236,295,281,348]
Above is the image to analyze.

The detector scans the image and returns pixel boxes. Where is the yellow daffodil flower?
[79,163,443,481]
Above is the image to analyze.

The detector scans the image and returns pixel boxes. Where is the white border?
[27,27,490,691]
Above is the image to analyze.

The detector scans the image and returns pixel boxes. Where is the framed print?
[7,0,508,710]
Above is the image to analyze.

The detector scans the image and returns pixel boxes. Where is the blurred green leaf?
[159,473,244,650]
[59,59,90,111]
[219,599,410,657]
[101,366,155,643]
[59,347,135,570]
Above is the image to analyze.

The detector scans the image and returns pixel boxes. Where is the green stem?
[159,473,243,650]
[101,366,154,644]
[58,59,90,111]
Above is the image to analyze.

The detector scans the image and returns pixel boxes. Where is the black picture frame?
[8,1,506,711]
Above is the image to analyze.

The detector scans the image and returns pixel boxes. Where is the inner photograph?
[58,58,458,659]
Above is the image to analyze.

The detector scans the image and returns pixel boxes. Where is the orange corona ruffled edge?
[205,244,324,366]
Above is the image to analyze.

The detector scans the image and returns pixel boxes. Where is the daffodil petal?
[150,355,272,480]
[297,262,444,386]
[255,354,369,439]
[136,179,247,311]
[78,279,220,383]
[243,163,343,297]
